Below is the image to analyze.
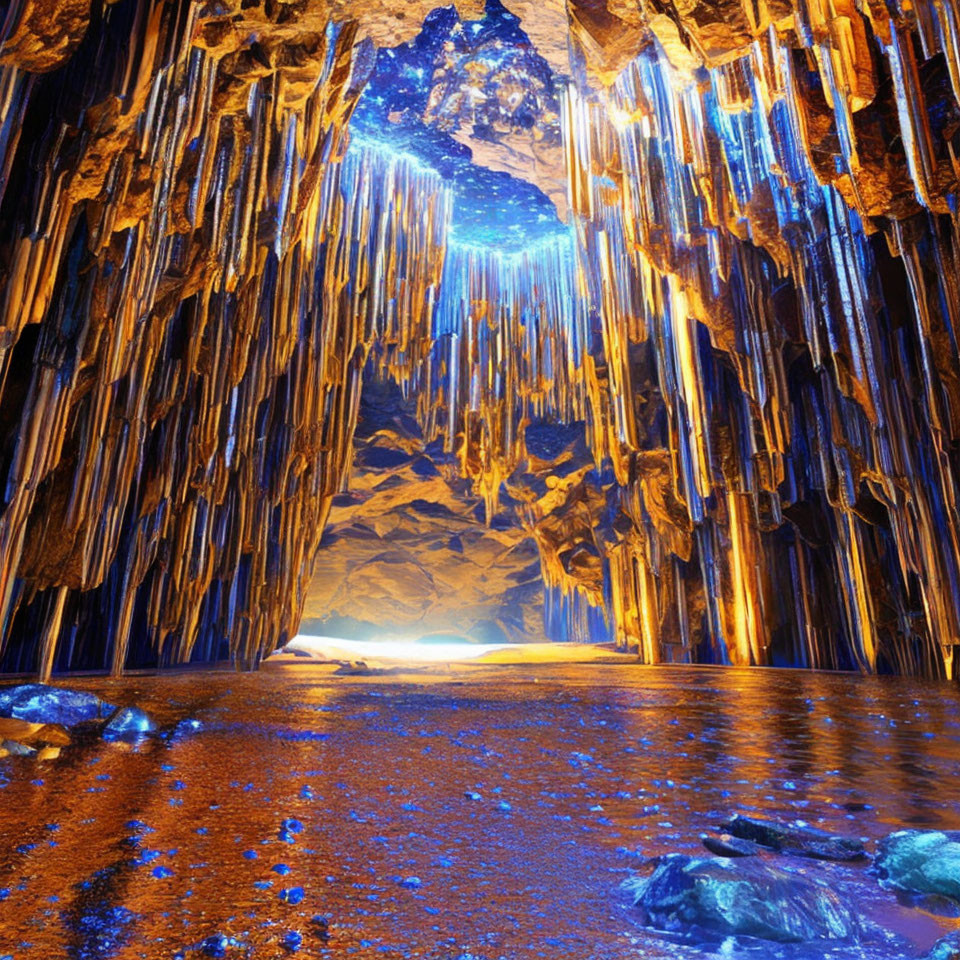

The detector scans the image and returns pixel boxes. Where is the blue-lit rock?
[0,685,114,727]
[630,854,860,943]
[199,933,241,957]
[875,831,960,904]
[925,932,960,960]
[102,707,154,742]
[282,930,303,952]
[721,815,867,862]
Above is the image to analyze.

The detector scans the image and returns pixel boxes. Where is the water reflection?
[0,664,957,958]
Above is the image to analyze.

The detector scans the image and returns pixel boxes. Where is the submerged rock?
[721,814,867,861]
[701,833,764,858]
[629,854,859,943]
[0,684,114,727]
[282,930,303,952]
[103,707,155,741]
[875,830,960,904]
[198,934,242,957]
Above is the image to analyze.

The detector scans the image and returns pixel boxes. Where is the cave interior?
[0,0,958,679]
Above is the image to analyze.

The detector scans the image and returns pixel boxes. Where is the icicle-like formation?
[0,4,452,675]
[344,137,453,385]
[412,234,589,518]
[559,17,960,675]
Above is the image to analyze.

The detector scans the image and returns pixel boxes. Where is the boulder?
[103,706,154,741]
[629,853,860,943]
[875,830,960,904]
[0,684,115,727]
[721,814,867,861]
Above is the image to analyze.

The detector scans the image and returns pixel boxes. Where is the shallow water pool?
[0,663,958,959]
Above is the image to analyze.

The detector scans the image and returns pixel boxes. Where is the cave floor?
[0,663,959,959]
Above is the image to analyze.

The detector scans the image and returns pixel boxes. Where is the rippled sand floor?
[0,663,959,959]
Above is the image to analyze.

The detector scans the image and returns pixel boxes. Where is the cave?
[1,0,960,957]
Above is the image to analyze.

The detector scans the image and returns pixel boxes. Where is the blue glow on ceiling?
[349,0,567,249]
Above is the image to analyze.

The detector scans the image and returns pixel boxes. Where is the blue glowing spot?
[242,850,258,860]
[278,886,304,905]
[152,865,174,879]
[272,863,292,875]
[200,933,241,957]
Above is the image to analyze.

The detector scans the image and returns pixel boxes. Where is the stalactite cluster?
[344,0,960,675]
[2,0,960,676]
[556,8,960,676]
[0,2,454,675]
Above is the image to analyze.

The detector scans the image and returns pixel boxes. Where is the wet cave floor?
[0,662,959,959]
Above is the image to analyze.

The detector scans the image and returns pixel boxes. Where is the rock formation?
[0,0,958,677]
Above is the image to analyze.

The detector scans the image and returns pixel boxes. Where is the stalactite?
[418,234,589,517]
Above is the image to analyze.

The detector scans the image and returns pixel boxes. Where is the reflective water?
[0,663,959,959]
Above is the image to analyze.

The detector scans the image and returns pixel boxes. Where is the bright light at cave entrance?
[286,635,511,663]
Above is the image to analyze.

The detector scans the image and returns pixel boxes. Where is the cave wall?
[556,2,960,677]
